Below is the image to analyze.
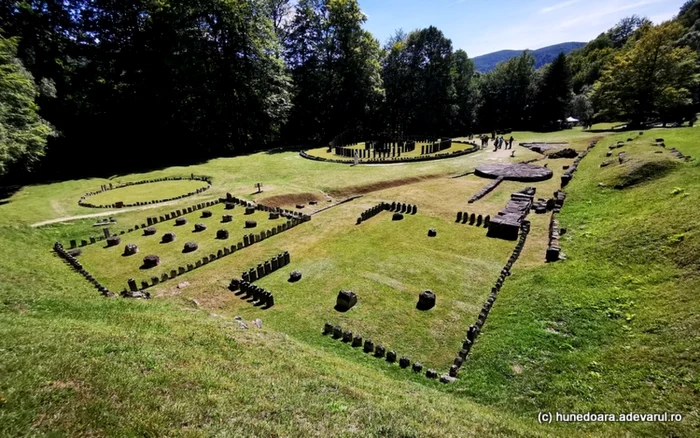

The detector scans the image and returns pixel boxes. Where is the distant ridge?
[472,42,586,73]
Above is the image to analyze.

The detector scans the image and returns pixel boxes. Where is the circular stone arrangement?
[475,163,553,182]
[301,139,480,165]
[78,176,212,209]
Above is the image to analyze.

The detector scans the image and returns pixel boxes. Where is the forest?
[1,0,699,181]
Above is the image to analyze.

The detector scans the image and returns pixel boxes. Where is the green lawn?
[76,204,286,292]
[249,210,514,371]
[83,179,209,206]
[1,126,698,436]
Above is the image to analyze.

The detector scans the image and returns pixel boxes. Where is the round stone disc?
[475,163,553,182]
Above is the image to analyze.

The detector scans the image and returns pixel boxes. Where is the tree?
[592,21,699,126]
[451,49,477,134]
[381,26,456,135]
[678,0,700,28]
[571,88,594,128]
[476,52,535,131]
[531,53,572,130]
[0,36,54,176]
[284,0,383,142]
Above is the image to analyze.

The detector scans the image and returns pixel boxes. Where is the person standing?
[509,136,514,149]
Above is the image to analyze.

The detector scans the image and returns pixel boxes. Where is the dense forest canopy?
[1,0,699,181]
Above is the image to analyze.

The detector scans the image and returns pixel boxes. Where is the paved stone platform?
[475,163,553,182]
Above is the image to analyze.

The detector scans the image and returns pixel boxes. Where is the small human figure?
[509,136,514,149]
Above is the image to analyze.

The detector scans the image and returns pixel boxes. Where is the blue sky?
[358,0,687,56]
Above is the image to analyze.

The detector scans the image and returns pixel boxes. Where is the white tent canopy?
[566,116,579,123]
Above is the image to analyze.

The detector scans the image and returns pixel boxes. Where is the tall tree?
[592,21,699,126]
[382,26,456,135]
[477,51,535,131]
[451,49,477,134]
[284,0,382,142]
[531,53,572,130]
[0,35,54,176]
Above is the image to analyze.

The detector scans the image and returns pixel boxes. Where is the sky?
[358,0,687,57]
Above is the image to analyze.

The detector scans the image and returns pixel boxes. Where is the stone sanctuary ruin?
[301,130,480,164]
[53,133,605,385]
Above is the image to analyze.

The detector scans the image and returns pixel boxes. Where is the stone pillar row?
[357,201,418,224]
[53,242,116,298]
[449,220,531,379]
[455,212,490,228]
[322,323,446,381]
[228,251,291,309]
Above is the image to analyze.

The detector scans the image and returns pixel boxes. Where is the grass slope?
[459,128,700,437]
[1,126,698,436]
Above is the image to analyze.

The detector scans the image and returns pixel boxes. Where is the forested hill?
[473,42,586,72]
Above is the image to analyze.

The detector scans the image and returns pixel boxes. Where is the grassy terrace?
[76,204,286,292]
[1,126,698,436]
[83,179,210,206]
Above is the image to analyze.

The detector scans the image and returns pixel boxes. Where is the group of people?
[494,135,514,150]
[471,133,515,150]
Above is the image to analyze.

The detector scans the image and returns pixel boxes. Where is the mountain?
[472,42,586,73]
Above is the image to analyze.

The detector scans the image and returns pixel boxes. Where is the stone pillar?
[128,278,138,292]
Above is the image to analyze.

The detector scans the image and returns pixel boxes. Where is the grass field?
[83,179,210,206]
[76,204,285,292]
[1,125,698,436]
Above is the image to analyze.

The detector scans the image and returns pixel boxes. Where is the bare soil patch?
[328,173,447,198]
